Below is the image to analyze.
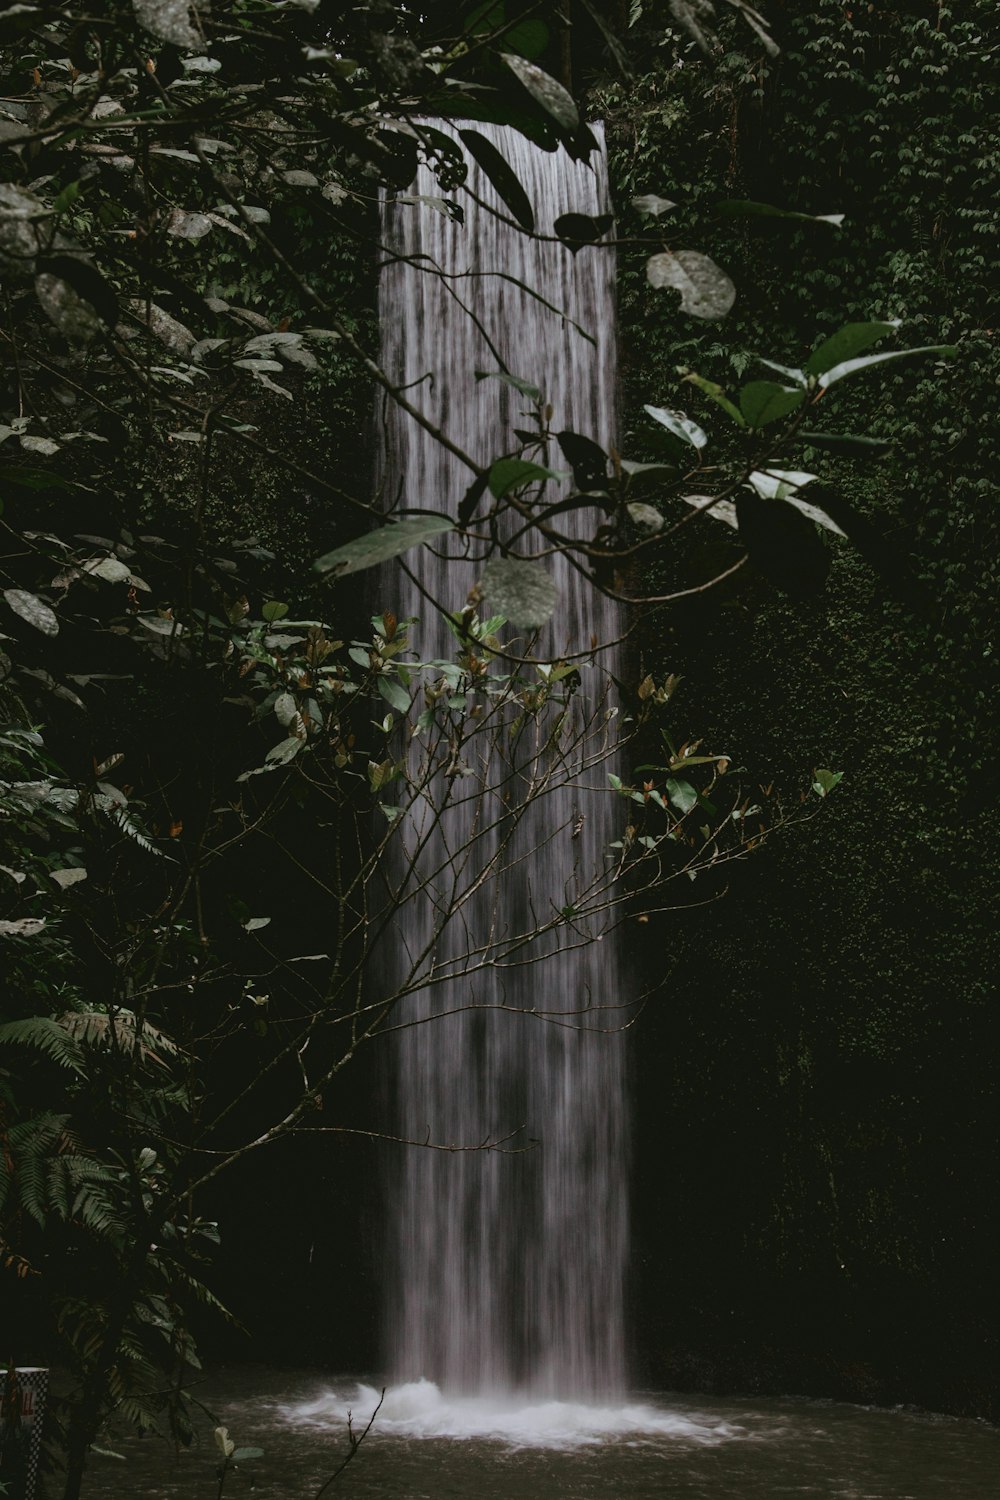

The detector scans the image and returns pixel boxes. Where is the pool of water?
[83,1367,1000,1498]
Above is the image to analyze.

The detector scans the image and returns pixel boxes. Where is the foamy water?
[286,1379,743,1450]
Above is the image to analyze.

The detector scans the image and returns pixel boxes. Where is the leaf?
[232,1448,264,1462]
[501,54,580,132]
[798,431,892,457]
[556,431,608,491]
[818,344,958,389]
[85,556,132,584]
[459,129,535,232]
[377,676,411,714]
[37,253,120,329]
[262,600,289,622]
[481,557,559,631]
[474,370,542,401]
[553,212,614,252]
[644,405,707,450]
[165,209,213,240]
[682,493,738,529]
[678,369,745,425]
[315,517,454,577]
[50,867,87,888]
[632,194,677,218]
[735,490,831,598]
[664,778,698,814]
[132,0,201,49]
[488,458,563,498]
[243,917,271,932]
[626,503,664,534]
[747,468,817,500]
[812,768,844,798]
[646,250,735,320]
[804,320,901,376]
[264,737,303,766]
[0,918,47,939]
[714,199,844,227]
[4,588,58,635]
[738,381,805,428]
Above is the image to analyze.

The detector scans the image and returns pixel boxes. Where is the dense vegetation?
[607,0,999,1416]
[0,1,994,1492]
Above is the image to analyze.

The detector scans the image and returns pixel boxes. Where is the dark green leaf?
[556,431,608,491]
[459,129,535,232]
[715,199,844,227]
[739,381,805,428]
[644,405,707,450]
[804,320,900,377]
[735,491,831,598]
[553,213,614,252]
[314,517,454,577]
[488,458,563,498]
[474,370,542,401]
[818,344,958,388]
[501,54,580,132]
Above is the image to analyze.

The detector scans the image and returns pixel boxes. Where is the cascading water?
[378,122,628,1400]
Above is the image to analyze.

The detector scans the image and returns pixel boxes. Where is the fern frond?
[0,1017,86,1074]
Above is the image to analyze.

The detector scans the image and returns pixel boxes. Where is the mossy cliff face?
[604,1,999,1415]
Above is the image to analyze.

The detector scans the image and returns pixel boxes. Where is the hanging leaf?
[644,405,707,450]
[804,320,901,377]
[738,381,805,428]
[714,199,844,227]
[458,473,490,527]
[481,557,559,630]
[459,129,535,232]
[557,431,609,491]
[314,517,454,577]
[4,588,59,635]
[488,458,563,498]
[632,194,677,218]
[501,54,580,132]
[646,250,735,320]
[377,676,411,714]
[553,212,614,252]
[474,370,542,401]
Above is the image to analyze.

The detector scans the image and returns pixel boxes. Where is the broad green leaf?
[262,600,289,621]
[502,54,580,132]
[756,357,807,387]
[739,381,805,428]
[474,370,542,401]
[4,587,58,635]
[377,676,411,714]
[459,129,535,232]
[644,405,707,450]
[818,344,958,388]
[664,778,698,814]
[715,199,844,227]
[488,458,563,498]
[736,490,832,599]
[812,768,844,798]
[804,320,900,376]
[646,250,735,320]
[315,517,454,577]
[481,557,559,630]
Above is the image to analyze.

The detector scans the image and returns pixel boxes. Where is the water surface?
[84,1368,1000,1498]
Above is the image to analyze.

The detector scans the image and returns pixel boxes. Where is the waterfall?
[377,122,628,1400]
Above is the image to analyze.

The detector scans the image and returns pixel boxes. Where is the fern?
[0,1016,86,1074]
[60,1009,179,1068]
